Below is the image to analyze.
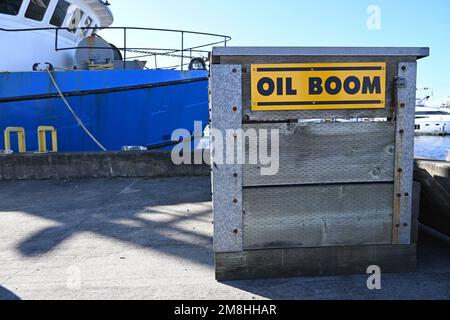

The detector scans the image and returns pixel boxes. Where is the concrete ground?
[0,177,448,300]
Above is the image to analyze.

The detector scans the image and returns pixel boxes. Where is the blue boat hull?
[0,70,209,152]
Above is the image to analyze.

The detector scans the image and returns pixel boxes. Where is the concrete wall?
[414,159,450,236]
[416,159,450,194]
[0,151,210,181]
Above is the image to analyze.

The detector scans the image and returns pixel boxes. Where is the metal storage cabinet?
[210,47,429,280]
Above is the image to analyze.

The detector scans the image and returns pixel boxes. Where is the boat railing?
[0,26,231,70]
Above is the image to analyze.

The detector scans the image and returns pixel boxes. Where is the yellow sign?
[251,62,386,111]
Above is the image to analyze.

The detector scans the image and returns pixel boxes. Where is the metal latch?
[395,76,406,88]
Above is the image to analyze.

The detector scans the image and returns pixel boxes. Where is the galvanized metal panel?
[243,122,396,186]
[243,183,394,250]
[215,244,417,281]
[213,47,430,59]
[211,64,244,253]
[392,62,417,245]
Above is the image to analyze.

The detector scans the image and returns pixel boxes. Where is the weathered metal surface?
[211,64,244,253]
[392,62,417,245]
[216,244,417,281]
[243,122,396,186]
[243,183,394,250]
[213,47,430,58]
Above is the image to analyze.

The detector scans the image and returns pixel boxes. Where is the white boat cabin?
[415,107,450,135]
[0,0,113,71]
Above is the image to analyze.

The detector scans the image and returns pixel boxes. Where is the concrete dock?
[0,176,449,300]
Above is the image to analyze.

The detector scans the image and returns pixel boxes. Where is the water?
[415,136,450,161]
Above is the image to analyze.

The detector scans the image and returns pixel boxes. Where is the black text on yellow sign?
[251,63,387,111]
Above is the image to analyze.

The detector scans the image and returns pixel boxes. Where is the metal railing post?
[55,29,59,51]
[123,28,127,70]
[2,27,231,71]
[181,31,184,71]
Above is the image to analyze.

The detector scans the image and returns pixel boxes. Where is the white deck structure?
[0,0,113,71]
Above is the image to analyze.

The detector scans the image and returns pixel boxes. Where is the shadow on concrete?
[0,286,21,300]
[221,228,450,300]
[0,177,214,268]
[1,177,448,299]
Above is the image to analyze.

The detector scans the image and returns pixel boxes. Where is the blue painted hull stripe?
[0,76,209,103]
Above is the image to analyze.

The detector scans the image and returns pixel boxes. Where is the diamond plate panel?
[243,122,396,186]
[243,183,394,249]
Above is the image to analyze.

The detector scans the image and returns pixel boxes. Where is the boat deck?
[0,176,449,300]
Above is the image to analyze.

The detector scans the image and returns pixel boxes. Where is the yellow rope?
[89,63,114,70]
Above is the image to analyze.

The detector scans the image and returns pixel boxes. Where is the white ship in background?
[415,91,450,136]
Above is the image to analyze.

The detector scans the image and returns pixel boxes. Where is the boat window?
[50,0,70,27]
[67,8,84,33]
[416,111,445,116]
[82,16,93,37]
[25,0,50,21]
[0,0,23,15]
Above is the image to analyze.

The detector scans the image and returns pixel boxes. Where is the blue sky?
[104,0,450,104]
